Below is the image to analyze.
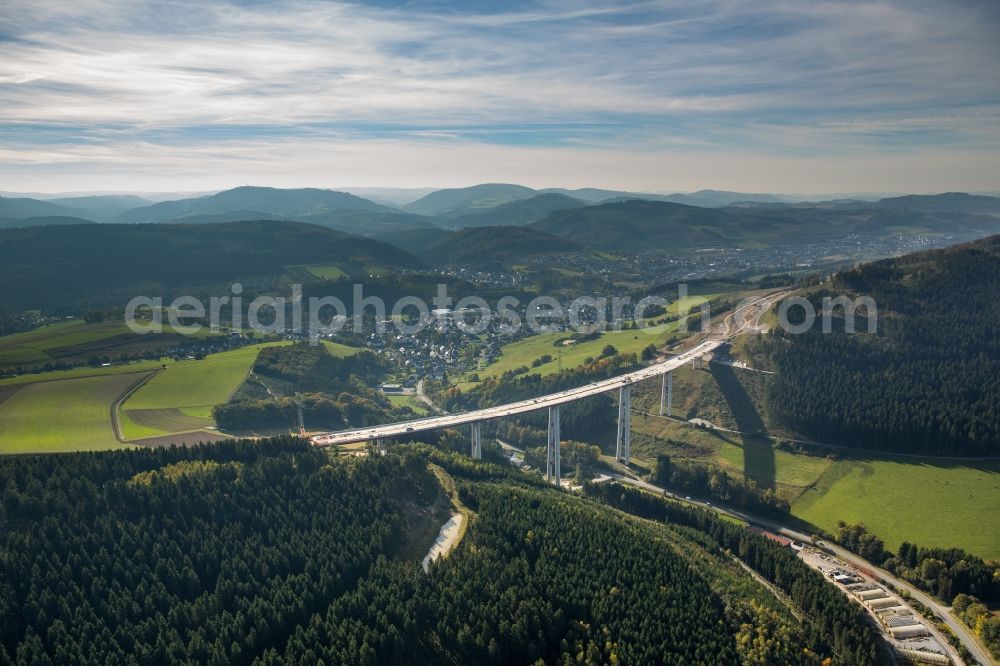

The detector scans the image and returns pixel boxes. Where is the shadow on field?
[710,362,775,490]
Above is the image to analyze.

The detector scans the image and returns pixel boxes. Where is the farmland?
[304,264,348,279]
[120,342,290,440]
[476,292,723,381]
[0,371,150,453]
[119,340,360,441]
[0,318,214,372]
[477,322,679,380]
[793,456,1000,560]
[0,319,134,368]
[0,358,166,387]
[631,413,1000,558]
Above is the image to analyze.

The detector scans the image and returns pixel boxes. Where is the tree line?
[584,482,880,665]
[756,238,1000,455]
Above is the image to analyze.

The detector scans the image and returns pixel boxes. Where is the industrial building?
[884,615,920,628]
[867,596,900,610]
[889,624,931,639]
[856,587,889,601]
[893,647,949,665]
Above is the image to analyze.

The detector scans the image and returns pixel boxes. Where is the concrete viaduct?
[311,340,720,485]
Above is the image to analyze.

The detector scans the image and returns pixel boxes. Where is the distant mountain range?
[403,183,538,217]
[111,186,392,223]
[2,187,999,257]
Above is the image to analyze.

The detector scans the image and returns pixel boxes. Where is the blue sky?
[1,0,998,193]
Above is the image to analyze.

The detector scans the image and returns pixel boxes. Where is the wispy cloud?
[0,0,998,191]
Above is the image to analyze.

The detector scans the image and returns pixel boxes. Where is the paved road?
[312,339,722,447]
[609,474,992,666]
[313,289,790,448]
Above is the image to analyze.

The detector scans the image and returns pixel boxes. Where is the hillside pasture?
[0,319,132,368]
[304,264,348,279]
[123,342,289,413]
[793,456,1000,560]
[0,372,151,453]
[480,321,681,380]
[119,341,329,440]
[0,318,216,372]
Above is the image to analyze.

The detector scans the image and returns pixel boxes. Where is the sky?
[1,0,999,194]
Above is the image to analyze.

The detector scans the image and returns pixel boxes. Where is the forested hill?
[754,234,1000,455]
[414,225,579,266]
[0,438,879,664]
[0,220,422,311]
[529,198,1000,253]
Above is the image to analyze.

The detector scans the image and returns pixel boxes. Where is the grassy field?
[321,340,363,357]
[631,413,1000,559]
[0,320,133,368]
[0,359,167,387]
[475,292,724,381]
[387,393,430,415]
[793,456,1000,560]
[304,264,348,279]
[0,319,216,371]
[124,343,288,411]
[120,340,361,440]
[627,359,1000,560]
[0,372,151,453]
[479,321,681,380]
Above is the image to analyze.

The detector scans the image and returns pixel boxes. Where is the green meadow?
[305,265,348,279]
[0,318,216,371]
[0,319,134,368]
[793,456,1000,560]
[0,372,150,453]
[631,413,1000,559]
[479,322,680,380]
[0,359,167,387]
[120,340,361,440]
[476,292,722,381]
[124,343,289,411]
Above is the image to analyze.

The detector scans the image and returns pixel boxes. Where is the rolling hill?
[446,193,585,228]
[873,192,1000,214]
[112,186,395,223]
[46,194,154,221]
[371,226,453,252]
[530,198,1000,253]
[414,226,579,265]
[0,220,423,310]
[530,200,738,252]
[294,210,441,236]
[0,215,97,230]
[403,183,537,217]
[658,189,789,207]
[755,234,1000,455]
[0,195,94,222]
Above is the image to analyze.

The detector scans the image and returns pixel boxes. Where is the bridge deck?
[311,340,720,447]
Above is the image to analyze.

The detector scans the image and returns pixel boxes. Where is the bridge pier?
[470,421,482,460]
[546,405,561,486]
[659,371,673,417]
[616,385,631,465]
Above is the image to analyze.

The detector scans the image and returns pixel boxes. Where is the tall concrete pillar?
[616,385,631,465]
[546,405,561,485]
[470,421,482,460]
[660,371,673,417]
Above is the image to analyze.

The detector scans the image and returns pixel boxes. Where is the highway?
[610,474,992,666]
[312,339,722,446]
[312,289,789,448]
